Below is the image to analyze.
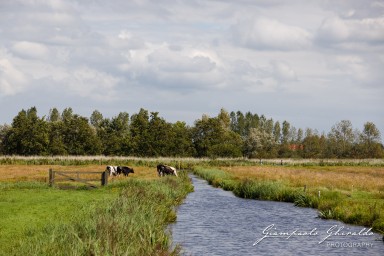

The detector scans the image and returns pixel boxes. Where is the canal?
[171,175,383,255]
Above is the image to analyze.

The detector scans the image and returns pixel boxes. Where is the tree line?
[0,107,382,158]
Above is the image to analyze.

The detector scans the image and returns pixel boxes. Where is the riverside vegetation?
[192,165,384,235]
[0,157,383,255]
[0,164,193,256]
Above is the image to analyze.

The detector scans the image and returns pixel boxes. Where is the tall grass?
[2,172,193,256]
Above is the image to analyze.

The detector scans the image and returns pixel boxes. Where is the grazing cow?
[106,166,118,176]
[106,166,134,177]
[121,166,134,176]
[157,164,178,177]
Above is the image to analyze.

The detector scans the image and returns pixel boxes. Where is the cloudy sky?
[0,0,383,136]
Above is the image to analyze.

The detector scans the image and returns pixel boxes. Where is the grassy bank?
[0,168,192,255]
[192,167,384,234]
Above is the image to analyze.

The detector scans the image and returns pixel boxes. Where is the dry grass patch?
[222,166,384,193]
[0,165,160,183]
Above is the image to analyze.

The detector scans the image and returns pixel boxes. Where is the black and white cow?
[106,166,118,176]
[106,166,134,177]
[157,164,178,177]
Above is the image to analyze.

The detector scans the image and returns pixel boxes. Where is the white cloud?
[64,66,120,100]
[231,17,312,51]
[12,41,50,60]
[316,16,384,45]
[147,47,216,73]
[0,57,28,96]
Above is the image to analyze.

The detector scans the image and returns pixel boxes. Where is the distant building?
[288,144,304,151]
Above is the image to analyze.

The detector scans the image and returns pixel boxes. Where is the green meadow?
[0,169,192,256]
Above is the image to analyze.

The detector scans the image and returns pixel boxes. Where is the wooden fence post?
[101,171,108,186]
[49,168,55,186]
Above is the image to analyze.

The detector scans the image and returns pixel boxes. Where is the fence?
[49,169,108,188]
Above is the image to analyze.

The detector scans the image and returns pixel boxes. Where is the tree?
[48,120,67,155]
[62,114,101,155]
[90,110,104,129]
[230,111,245,136]
[48,108,61,122]
[3,107,49,155]
[97,112,131,156]
[281,120,290,144]
[147,112,172,156]
[359,122,383,158]
[273,121,281,143]
[302,134,322,158]
[296,128,303,144]
[0,124,11,155]
[130,108,150,156]
[328,120,355,158]
[169,121,195,157]
[245,128,277,158]
[62,107,74,122]
[192,112,242,158]
[217,108,231,130]
[278,120,292,157]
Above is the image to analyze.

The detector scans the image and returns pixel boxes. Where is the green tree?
[359,122,383,158]
[0,124,11,155]
[273,121,281,143]
[302,134,322,158]
[48,108,61,122]
[48,121,67,155]
[130,108,150,156]
[147,112,172,156]
[90,110,104,129]
[62,114,101,155]
[278,120,291,157]
[169,121,195,157]
[193,112,242,158]
[328,120,355,158]
[217,108,231,130]
[90,110,127,156]
[4,107,49,155]
[245,128,277,158]
[281,120,291,144]
[296,128,303,143]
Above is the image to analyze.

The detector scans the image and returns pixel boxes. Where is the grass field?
[0,164,192,255]
[1,158,383,254]
[192,165,384,234]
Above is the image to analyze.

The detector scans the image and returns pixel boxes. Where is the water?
[171,175,384,256]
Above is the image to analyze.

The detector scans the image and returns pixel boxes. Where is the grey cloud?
[321,0,384,19]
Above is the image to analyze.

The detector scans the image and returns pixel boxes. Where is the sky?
[0,0,383,137]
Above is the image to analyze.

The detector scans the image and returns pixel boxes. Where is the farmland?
[0,157,383,255]
[0,163,192,255]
